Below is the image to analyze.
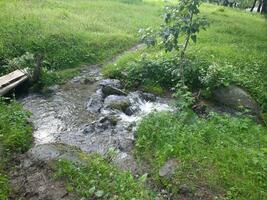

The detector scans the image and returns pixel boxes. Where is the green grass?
[0,0,161,72]
[135,112,267,199]
[55,154,155,199]
[0,99,33,200]
[103,4,267,111]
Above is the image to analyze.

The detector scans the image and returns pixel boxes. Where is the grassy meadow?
[0,0,161,72]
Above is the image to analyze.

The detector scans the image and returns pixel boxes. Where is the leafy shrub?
[199,62,237,90]
[135,112,267,199]
[39,68,61,87]
[125,56,177,89]
[0,52,35,75]
[55,154,155,199]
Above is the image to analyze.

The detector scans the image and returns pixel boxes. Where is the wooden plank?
[0,75,28,96]
[0,70,26,88]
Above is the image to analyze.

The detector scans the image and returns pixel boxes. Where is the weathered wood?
[0,69,29,96]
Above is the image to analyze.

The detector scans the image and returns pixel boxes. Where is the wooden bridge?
[0,69,29,96]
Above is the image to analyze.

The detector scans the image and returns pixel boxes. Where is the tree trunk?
[261,0,267,13]
[32,53,43,83]
[257,0,262,12]
[250,0,257,11]
[223,0,229,6]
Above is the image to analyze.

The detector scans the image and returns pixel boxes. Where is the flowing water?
[20,64,172,172]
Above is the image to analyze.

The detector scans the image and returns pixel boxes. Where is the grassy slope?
[0,99,33,200]
[103,4,267,111]
[0,0,161,71]
[136,112,267,199]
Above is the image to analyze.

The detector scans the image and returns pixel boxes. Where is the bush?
[0,52,35,76]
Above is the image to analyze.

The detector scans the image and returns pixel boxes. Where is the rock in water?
[102,85,127,97]
[142,92,157,102]
[104,95,131,112]
[99,79,122,89]
[213,85,260,114]
[87,90,103,113]
[159,159,179,177]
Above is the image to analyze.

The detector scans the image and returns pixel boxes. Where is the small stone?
[82,77,96,84]
[99,79,122,89]
[107,115,119,126]
[83,125,95,135]
[179,184,191,195]
[142,92,157,102]
[124,107,135,116]
[159,159,179,177]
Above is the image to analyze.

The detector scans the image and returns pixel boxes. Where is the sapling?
[140,0,208,108]
[140,0,208,85]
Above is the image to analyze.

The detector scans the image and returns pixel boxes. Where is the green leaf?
[191,35,197,43]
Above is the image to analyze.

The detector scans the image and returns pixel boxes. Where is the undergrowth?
[0,99,32,200]
[55,154,155,200]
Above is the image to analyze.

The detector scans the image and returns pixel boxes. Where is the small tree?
[140,0,208,85]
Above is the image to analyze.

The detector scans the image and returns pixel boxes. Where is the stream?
[19,64,172,173]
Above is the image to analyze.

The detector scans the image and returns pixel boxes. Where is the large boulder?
[213,85,260,115]
[102,85,127,97]
[99,79,122,89]
[104,95,131,112]
[26,143,85,165]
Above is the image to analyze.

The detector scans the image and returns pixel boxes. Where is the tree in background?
[250,0,257,11]
[262,0,267,13]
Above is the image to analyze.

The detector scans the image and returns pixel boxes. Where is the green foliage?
[55,154,155,199]
[135,112,267,199]
[0,99,32,199]
[104,50,178,94]
[104,4,267,111]
[173,82,195,109]
[140,0,208,83]
[0,52,35,75]
[0,99,32,154]
[199,62,236,90]
[0,173,9,200]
